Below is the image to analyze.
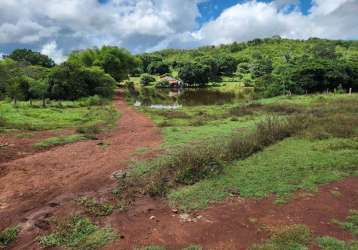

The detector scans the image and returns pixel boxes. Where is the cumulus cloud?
[0,0,202,55]
[190,0,358,47]
[41,41,66,64]
[0,0,357,60]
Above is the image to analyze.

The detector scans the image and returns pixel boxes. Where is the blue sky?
[0,0,357,62]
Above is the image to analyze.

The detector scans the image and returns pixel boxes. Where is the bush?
[48,63,116,100]
[140,74,156,86]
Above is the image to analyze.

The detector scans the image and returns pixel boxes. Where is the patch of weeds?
[334,210,358,236]
[38,215,116,250]
[0,226,20,248]
[77,197,114,217]
[316,236,358,250]
[182,245,203,250]
[33,134,87,149]
[250,224,311,250]
[76,124,102,139]
[158,120,171,127]
[114,200,129,212]
[16,133,34,138]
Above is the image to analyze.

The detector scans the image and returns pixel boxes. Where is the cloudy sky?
[0,0,357,63]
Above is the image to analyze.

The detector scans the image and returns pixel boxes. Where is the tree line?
[1,38,357,104]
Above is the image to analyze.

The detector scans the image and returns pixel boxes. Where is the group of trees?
[1,38,357,103]
[0,46,139,103]
[255,43,358,96]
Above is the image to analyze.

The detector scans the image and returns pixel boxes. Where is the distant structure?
[161,76,183,88]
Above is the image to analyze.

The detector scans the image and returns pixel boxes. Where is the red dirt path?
[0,92,162,228]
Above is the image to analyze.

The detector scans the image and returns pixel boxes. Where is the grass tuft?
[0,226,20,248]
[38,215,116,250]
[250,224,311,250]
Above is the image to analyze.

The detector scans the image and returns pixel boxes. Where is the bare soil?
[1,92,357,250]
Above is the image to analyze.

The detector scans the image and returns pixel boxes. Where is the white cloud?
[41,41,66,64]
[0,0,357,59]
[186,0,358,47]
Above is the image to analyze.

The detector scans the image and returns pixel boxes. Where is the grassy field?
[0,97,119,132]
[118,93,358,213]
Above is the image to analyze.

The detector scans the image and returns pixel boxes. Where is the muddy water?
[128,88,237,107]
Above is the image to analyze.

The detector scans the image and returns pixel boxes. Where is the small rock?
[172,209,178,214]
[112,170,127,180]
[149,215,156,220]
[179,213,193,222]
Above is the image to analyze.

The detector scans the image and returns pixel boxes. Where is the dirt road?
[0,92,162,228]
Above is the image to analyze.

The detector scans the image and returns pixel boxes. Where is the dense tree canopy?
[47,63,116,100]
[68,46,139,82]
[6,49,55,68]
[178,62,210,86]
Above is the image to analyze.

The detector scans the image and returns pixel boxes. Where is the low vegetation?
[250,224,311,250]
[0,97,119,132]
[333,210,358,236]
[38,215,116,250]
[34,134,87,149]
[77,197,114,217]
[317,236,358,250]
[0,226,20,248]
[115,95,358,211]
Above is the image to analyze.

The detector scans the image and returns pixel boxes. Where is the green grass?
[250,224,311,250]
[316,236,358,250]
[168,138,358,211]
[16,133,34,138]
[160,116,261,148]
[0,99,119,131]
[38,216,117,250]
[33,134,87,149]
[0,226,20,248]
[333,210,358,236]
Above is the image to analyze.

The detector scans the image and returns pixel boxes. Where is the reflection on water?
[129,87,237,108]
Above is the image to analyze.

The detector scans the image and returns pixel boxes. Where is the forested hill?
[141,38,358,96]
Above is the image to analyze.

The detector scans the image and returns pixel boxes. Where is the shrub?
[140,74,156,86]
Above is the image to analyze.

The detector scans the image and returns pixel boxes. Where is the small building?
[161,76,183,88]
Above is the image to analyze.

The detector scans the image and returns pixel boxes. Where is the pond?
[127,87,238,108]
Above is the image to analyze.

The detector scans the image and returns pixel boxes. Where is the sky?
[0,0,357,63]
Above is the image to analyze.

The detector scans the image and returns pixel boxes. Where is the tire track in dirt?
[0,92,162,228]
